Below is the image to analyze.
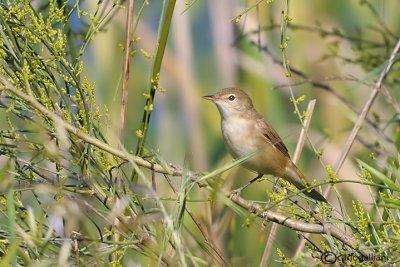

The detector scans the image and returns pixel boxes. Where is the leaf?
[197,150,260,183]
[0,239,20,266]
[381,197,400,208]
[6,189,17,266]
[357,159,400,192]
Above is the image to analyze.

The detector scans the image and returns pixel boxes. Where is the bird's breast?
[221,117,260,158]
[221,117,288,176]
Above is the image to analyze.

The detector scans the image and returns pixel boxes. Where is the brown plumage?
[203,88,327,202]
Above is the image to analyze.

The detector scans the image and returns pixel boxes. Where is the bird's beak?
[202,94,216,101]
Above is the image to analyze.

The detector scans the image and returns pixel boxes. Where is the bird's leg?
[230,173,264,197]
[272,176,280,193]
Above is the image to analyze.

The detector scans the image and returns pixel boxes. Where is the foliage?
[0,0,399,266]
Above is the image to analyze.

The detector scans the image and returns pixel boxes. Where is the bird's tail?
[303,186,328,203]
[284,163,328,203]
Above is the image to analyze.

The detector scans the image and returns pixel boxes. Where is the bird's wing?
[256,118,291,159]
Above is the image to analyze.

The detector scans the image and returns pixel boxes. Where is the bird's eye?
[228,95,235,101]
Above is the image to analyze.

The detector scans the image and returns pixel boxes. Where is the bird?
[203,88,327,203]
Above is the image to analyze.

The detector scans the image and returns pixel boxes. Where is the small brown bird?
[203,88,327,202]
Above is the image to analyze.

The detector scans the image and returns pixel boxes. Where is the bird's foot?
[230,174,264,199]
[272,177,280,193]
[229,188,242,199]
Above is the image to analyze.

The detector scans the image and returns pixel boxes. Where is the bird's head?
[203,88,254,119]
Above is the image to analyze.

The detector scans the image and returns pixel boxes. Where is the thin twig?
[259,100,316,267]
[119,0,135,144]
[237,23,385,48]
[292,101,317,164]
[293,39,400,258]
[256,4,261,52]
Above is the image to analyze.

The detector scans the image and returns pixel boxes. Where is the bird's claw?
[272,177,280,193]
[272,184,280,193]
[229,189,242,199]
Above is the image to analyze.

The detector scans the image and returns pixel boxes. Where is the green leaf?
[357,159,400,192]
[381,197,400,208]
[0,239,20,266]
[6,189,17,266]
[197,150,260,183]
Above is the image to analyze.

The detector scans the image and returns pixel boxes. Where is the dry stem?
[119,0,135,144]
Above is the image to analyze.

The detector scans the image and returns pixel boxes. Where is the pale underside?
[221,116,307,189]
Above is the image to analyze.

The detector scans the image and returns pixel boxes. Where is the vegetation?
[0,0,399,266]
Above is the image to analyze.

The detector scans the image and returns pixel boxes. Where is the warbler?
[203,88,327,202]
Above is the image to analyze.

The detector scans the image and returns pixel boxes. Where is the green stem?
[135,0,176,157]
[280,0,291,77]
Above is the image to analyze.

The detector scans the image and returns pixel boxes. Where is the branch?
[0,76,184,177]
[229,193,375,259]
